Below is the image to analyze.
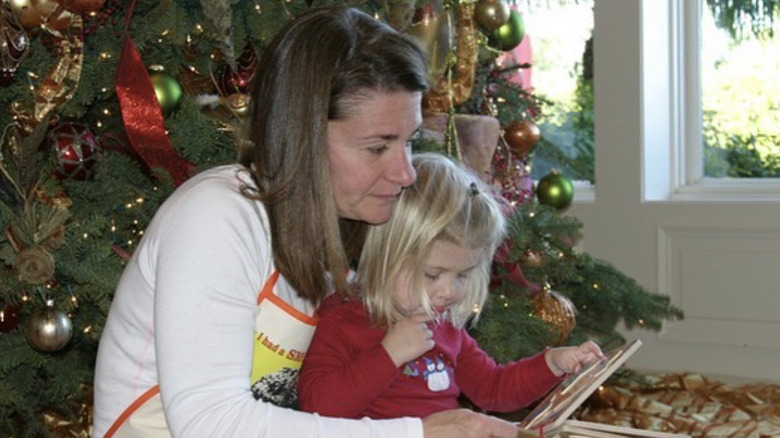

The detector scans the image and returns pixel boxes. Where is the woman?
[93,6,518,438]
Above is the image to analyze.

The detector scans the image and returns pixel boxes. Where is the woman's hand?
[545,340,604,376]
[422,409,519,438]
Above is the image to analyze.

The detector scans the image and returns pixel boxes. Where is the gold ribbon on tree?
[33,17,83,124]
[422,0,479,115]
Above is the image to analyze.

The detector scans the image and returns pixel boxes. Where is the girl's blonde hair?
[358,153,506,328]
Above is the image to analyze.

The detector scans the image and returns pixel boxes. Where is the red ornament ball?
[49,123,99,180]
[0,68,16,86]
[60,0,106,15]
[218,49,257,96]
[504,119,540,158]
[3,26,29,61]
[0,301,22,333]
[0,9,29,86]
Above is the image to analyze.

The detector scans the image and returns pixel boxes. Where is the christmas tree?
[0,0,694,436]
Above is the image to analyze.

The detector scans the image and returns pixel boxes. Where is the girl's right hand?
[381,313,435,367]
[422,409,519,438]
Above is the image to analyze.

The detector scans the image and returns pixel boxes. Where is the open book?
[516,339,690,438]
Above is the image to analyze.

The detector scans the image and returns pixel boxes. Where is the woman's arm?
[151,171,423,438]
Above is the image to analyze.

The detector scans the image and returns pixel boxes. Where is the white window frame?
[642,0,780,203]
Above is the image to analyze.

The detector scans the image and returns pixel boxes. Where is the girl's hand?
[545,341,604,376]
[381,313,435,367]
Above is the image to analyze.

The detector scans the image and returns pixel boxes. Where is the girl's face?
[327,90,422,225]
[394,240,483,316]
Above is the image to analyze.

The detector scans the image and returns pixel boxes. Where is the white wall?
[567,0,780,383]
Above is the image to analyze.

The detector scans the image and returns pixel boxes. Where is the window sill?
[671,178,780,202]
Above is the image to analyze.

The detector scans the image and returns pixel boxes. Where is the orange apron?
[104,270,318,438]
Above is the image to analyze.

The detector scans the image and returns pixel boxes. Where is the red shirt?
[298,294,562,419]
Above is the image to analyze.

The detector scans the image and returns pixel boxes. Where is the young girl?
[297,153,603,419]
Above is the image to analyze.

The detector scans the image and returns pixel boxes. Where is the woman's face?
[327,90,422,224]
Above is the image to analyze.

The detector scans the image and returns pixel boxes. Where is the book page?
[518,339,643,432]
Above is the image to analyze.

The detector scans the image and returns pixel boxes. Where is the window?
[646,0,780,201]
[700,2,780,178]
[521,1,595,183]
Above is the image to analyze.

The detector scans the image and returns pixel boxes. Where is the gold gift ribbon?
[577,373,780,437]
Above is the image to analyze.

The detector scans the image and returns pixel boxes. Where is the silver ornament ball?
[25,306,73,352]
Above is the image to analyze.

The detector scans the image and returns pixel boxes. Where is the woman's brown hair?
[238,7,428,305]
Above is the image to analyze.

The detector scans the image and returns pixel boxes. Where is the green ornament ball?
[536,170,574,211]
[487,9,525,52]
[150,71,183,115]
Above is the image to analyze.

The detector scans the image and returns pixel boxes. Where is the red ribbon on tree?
[114,1,193,186]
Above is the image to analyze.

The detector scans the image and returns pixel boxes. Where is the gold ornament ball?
[25,305,74,352]
[9,0,72,31]
[225,93,250,118]
[504,119,540,158]
[530,286,576,346]
[474,0,510,32]
[150,71,183,116]
[520,250,544,268]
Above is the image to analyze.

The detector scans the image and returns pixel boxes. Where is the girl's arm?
[454,330,562,413]
[298,311,401,417]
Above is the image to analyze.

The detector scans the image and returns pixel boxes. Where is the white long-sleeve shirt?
[93,164,422,438]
